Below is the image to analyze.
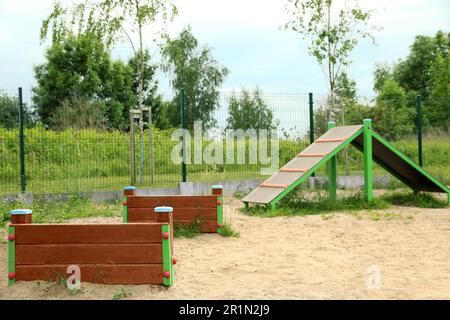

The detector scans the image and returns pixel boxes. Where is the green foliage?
[0,95,33,129]
[393,31,449,100]
[112,287,131,300]
[0,196,120,226]
[162,26,229,129]
[173,218,202,238]
[426,53,450,130]
[52,97,108,130]
[244,190,390,217]
[373,31,449,132]
[33,32,131,129]
[226,88,278,130]
[40,0,177,49]
[382,191,448,208]
[372,80,414,139]
[219,221,240,238]
[0,126,449,194]
[284,0,377,117]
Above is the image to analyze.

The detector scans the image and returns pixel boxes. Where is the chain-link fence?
[1,87,449,194]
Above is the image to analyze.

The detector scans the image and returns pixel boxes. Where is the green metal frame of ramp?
[242,119,450,208]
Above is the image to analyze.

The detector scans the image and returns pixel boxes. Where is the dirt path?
[0,197,449,300]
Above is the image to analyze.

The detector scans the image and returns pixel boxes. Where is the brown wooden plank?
[16,244,163,265]
[127,208,158,221]
[15,264,164,285]
[127,195,218,208]
[128,207,216,222]
[13,224,165,245]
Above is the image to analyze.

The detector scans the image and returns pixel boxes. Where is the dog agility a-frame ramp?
[242,119,450,208]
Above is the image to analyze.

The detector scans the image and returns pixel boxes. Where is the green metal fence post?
[180,89,187,183]
[18,87,26,193]
[309,93,315,177]
[327,121,337,202]
[363,119,373,202]
[417,95,423,167]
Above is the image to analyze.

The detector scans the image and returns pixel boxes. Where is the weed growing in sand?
[174,218,202,238]
[382,191,448,208]
[112,287,131,300]
[220,221,240,238]
[243,190,390,217]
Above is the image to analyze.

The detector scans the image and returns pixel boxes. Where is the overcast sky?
[0,0,449,97]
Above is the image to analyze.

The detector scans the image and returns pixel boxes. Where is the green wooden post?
[327,121,337,202]
[309,93,315,177]
[122,197,128,223]
[157,207,174,286]
[8,226,16,285]
[363,119,374,202]
[212,185,223,234]
[122,186,136,223]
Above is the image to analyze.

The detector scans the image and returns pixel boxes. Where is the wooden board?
[242,125,363,204]
[16,244,163,265]
[128,207,217,221]
[12,224,164,245]
[126,195,218,208]
[15,264,164,285]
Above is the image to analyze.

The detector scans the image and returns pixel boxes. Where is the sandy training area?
[0,196,449,300]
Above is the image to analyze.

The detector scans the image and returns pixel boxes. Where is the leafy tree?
[393,31,449,99]
[0,95,33,129]
[226,88,277,130]
[33,32,109,127]
[373,63,394,93]
[372,80,414,139]
[162,26,229,129]
[426,53,450,130]
[52,97,107,130]
[33,32,136,129]
[284,0,377,120]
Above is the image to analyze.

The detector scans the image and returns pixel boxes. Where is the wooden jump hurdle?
[7,207,176,286]
[122,185,224,234]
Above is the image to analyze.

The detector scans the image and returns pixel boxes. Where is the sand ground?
[0,195,449,300]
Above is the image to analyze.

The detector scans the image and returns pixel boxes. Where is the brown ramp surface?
[351,132,449,194]
[242,125,363,204]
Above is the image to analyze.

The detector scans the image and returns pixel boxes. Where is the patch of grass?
[382,191,448,208]
[243,190,390,218]
[112,287,131,300]
[174,219,202,238]
[0,196,120,226]
[220,221,240,238]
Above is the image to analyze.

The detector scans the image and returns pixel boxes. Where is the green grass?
[173,219,202,238]
[112,287,132,300]
[381,191,448,208]
[243,190,390,218]
[0,196,121,227]
[1,127,449,194]
[220,221,240,238]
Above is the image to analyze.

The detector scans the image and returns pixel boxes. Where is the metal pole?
[180,89,187,182]
[138,111,144,185]
[18,87,26,193]
[148,109,155,185]
[130,112,136,186]
[309,92,315,177]
[417,95,423,167]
